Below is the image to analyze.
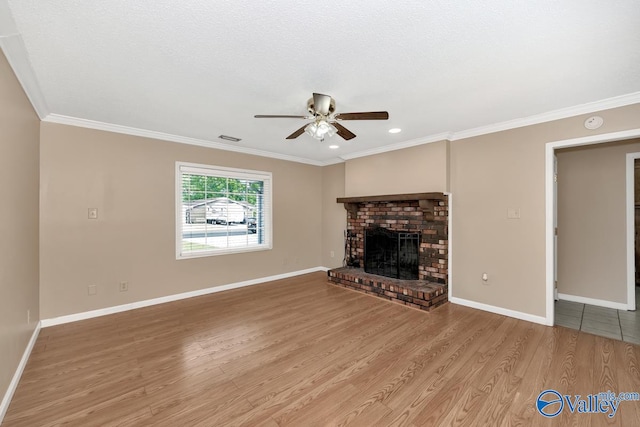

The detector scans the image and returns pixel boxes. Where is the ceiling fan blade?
[254,115,308,119]
[334,111,389,121]
[286,125,308,140]
[313,93,332,116]
[332,122,356,140]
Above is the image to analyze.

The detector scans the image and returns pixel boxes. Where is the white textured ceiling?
[2,0,640,164]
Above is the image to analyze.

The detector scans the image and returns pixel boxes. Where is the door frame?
[545,128,640,326]
[626,152,640,310]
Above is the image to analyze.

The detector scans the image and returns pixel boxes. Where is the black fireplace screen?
[364,227,420,280]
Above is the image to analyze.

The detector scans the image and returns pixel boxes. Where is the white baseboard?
[41,267,327,327]
[0,321,41,424]
[449,296,549,326]
[557,293,629,311]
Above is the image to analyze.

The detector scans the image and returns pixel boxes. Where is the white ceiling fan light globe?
[304,122,318,137]
[317,121,335,137]
[316,123,330,137]
[327,122,338,138]
[304,120,337,140]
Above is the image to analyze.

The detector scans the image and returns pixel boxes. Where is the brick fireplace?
[328,193,449,311]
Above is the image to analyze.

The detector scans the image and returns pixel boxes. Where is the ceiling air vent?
[218,135,242,142]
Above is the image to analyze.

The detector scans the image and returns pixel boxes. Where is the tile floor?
[555,291,640,344]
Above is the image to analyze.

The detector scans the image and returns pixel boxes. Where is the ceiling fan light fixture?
[304,122,318,137]
[255,92,388,141]
[319,121,337,138]
[305,120,337,140]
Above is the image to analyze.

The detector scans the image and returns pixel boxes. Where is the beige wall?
[345,140,449,196]
[3,43,640,371]
[321,163,346,268]
[334,107,640,318]
[556,139,640,303]
[450,104,640,317]
[39,123,323,319]
[0,50,40,405]
[36,102,640,323]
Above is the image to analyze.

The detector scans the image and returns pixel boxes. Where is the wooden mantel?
[337,192,446,215]
[337,192,445,204]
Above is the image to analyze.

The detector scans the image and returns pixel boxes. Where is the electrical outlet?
[88,285,97,295]
[88,208,98,219]
[507,208,520,219]
[119,281,129,292]
[330,251,335,258]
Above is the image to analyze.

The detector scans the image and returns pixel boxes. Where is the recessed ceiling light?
[329,145,339,149]
[388,128,401,134]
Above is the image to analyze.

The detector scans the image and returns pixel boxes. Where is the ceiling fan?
[254,93,389,141]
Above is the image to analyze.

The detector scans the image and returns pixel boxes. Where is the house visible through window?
[176,162,272,258]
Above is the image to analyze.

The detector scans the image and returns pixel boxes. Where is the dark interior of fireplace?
[364,227,420,280]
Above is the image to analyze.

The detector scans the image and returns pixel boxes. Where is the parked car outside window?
[247,217,257,234]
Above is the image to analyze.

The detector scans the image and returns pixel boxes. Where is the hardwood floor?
[4,272,640,426]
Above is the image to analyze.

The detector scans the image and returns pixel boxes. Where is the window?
[176,162,272,259]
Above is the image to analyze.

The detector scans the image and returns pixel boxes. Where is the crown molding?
[316,157,346,166]
[339,132,454,160]
[4,6,639,168]
[0,34,49,119]
[450,91,640,141]
[43,88,640,165]
[43,114,329,166]
[337,92,640,160]
[33,91,640,167]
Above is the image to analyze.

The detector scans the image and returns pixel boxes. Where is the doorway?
[551,141,640,343]
[545,128,640,327]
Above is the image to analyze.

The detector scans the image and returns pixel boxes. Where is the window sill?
[177,244,272,260]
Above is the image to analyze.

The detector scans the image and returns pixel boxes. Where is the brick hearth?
[328,267,448,311]
[329,193,449,310]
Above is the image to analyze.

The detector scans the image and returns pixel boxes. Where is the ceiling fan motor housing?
[307,97,335,116]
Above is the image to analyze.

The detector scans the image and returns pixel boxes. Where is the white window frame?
[176,161,273,259]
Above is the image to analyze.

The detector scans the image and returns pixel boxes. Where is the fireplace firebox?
[364,227,420,280]
[329,193,448,311]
